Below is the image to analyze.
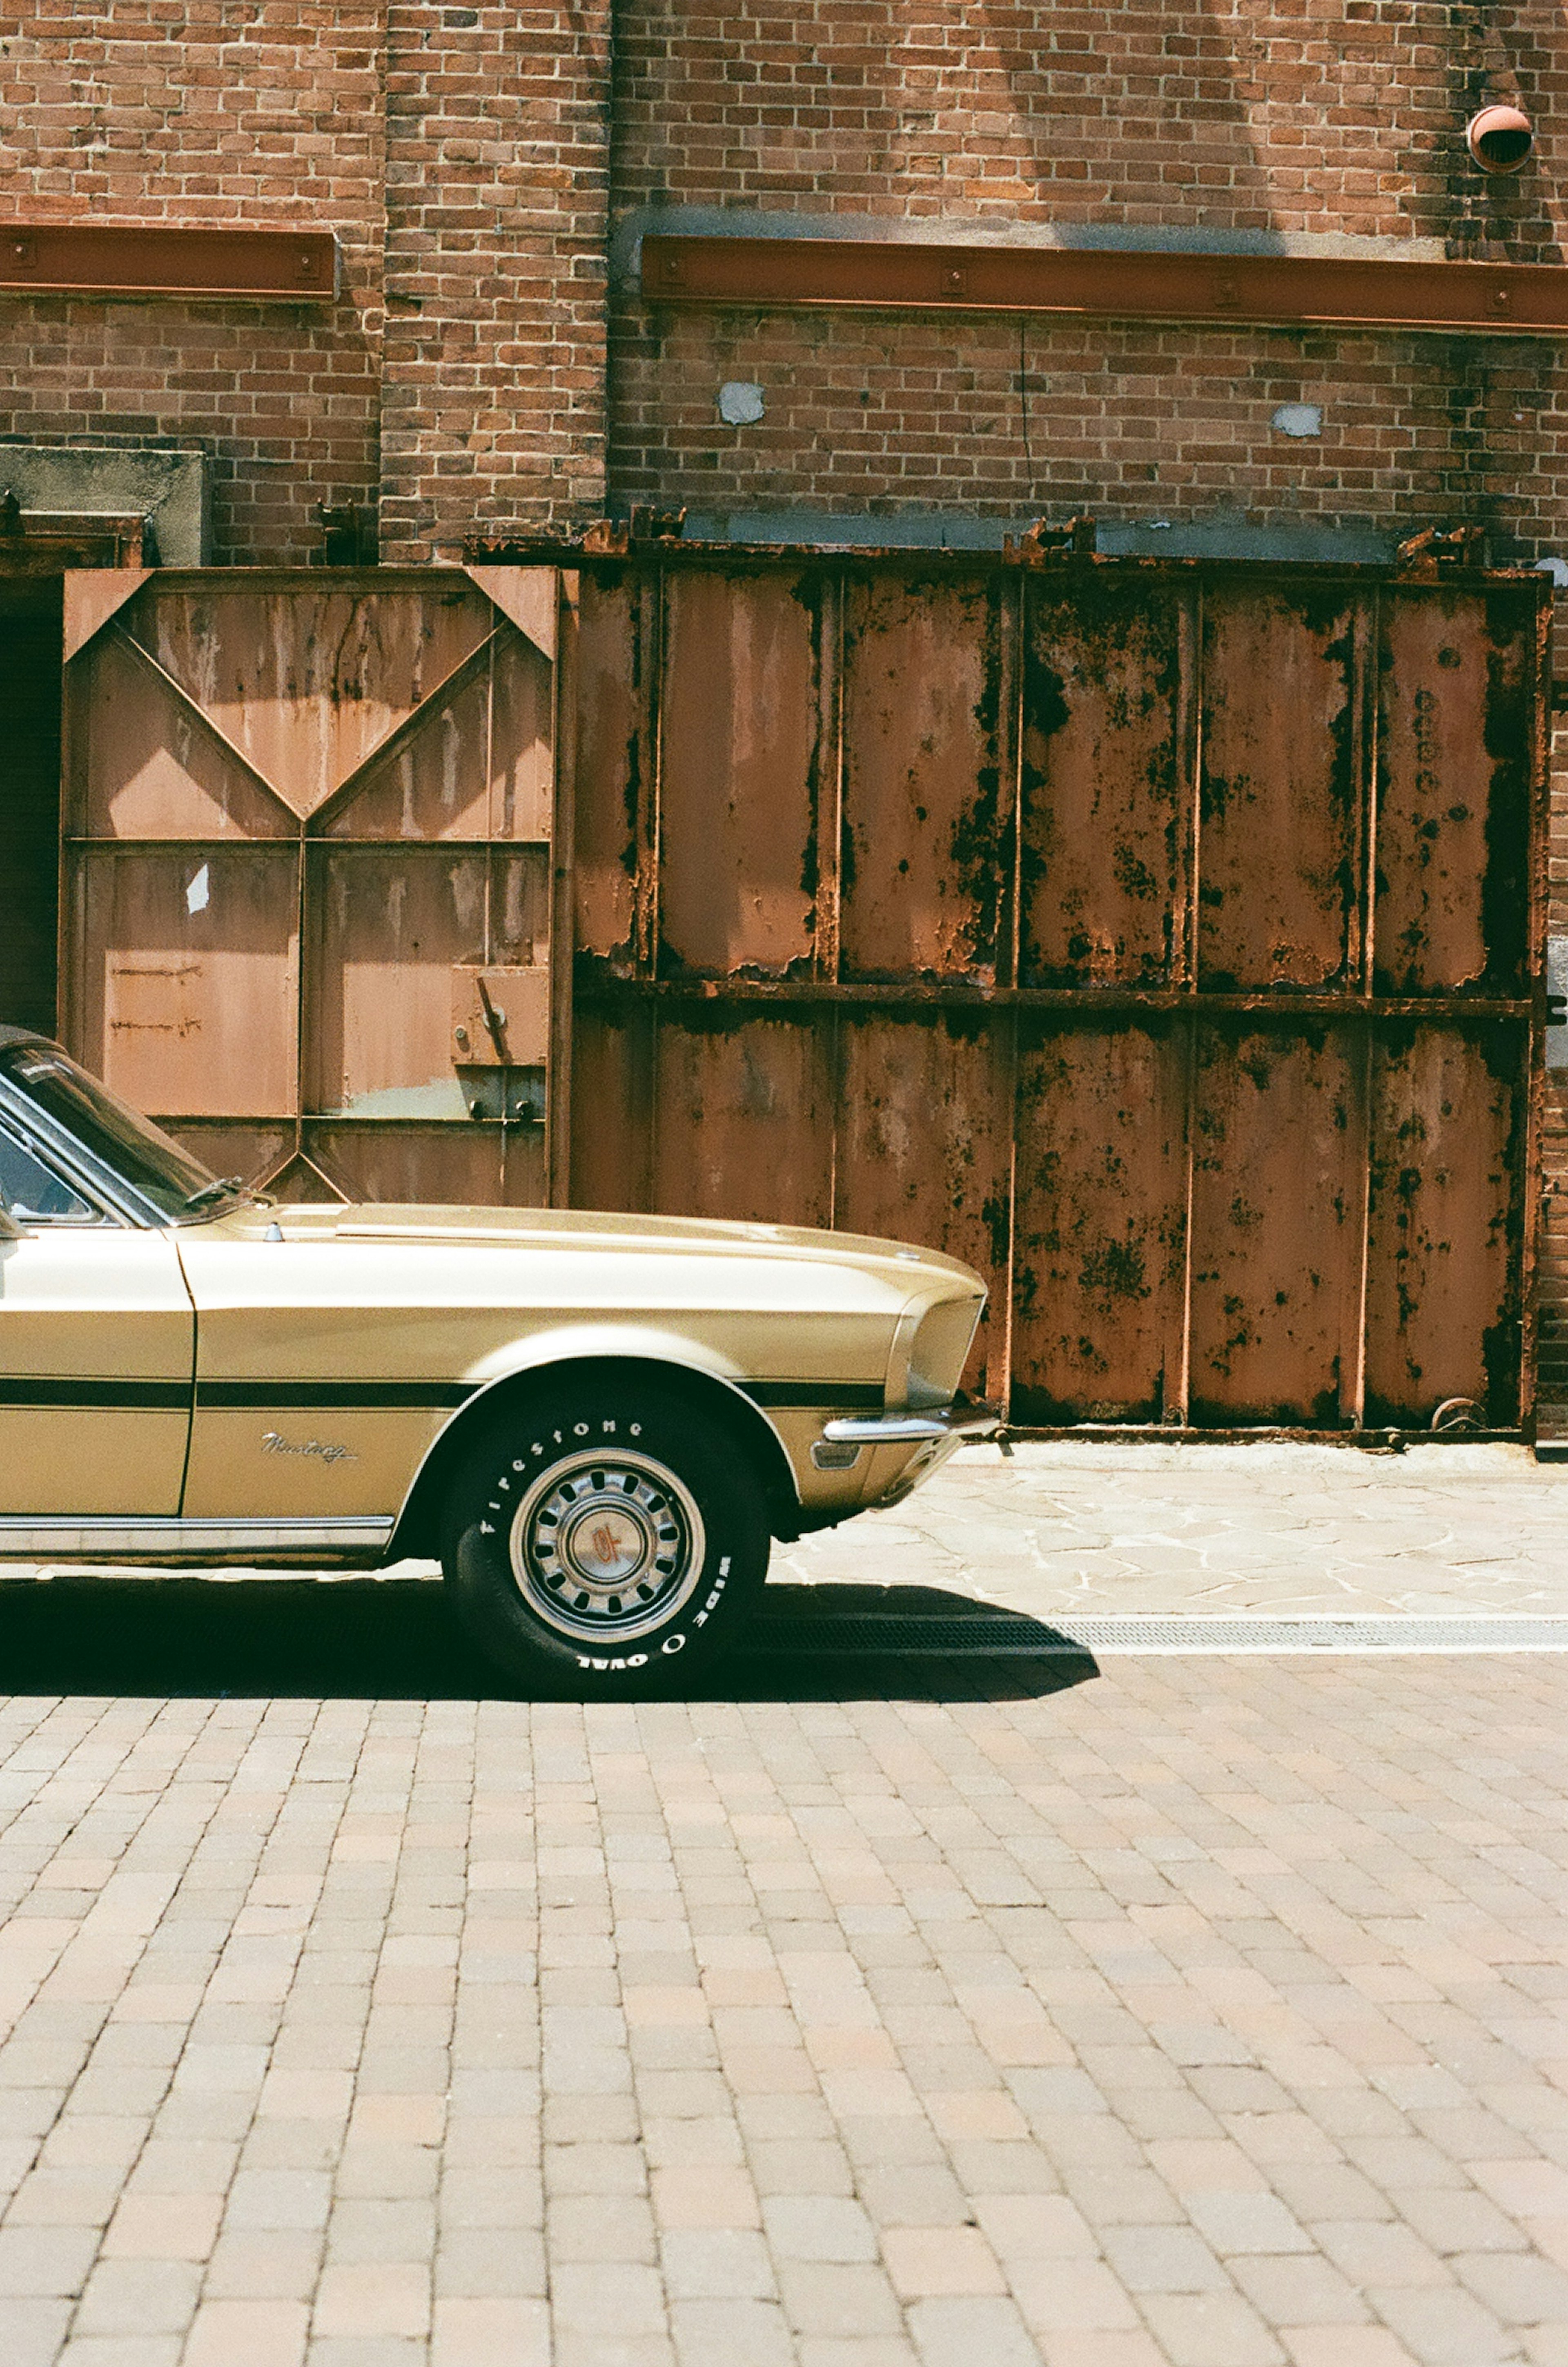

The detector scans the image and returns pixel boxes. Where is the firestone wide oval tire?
[440,1382,771,1690]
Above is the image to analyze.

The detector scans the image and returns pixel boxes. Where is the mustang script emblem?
[261,1431,358,1467]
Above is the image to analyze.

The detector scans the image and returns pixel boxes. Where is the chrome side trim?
[0,1516,394,1560]
[822,1399,1001,1444]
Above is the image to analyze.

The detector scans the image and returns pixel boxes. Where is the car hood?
[199,1199,984,1293]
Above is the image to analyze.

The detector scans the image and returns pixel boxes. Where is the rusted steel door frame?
[569,546,1548,1435]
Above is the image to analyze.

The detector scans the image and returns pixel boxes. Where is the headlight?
[906,1296,983,1409]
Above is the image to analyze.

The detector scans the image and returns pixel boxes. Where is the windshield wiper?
[181,1175,247,1213]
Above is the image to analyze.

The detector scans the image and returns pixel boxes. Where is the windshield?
[0,1043,239,1222]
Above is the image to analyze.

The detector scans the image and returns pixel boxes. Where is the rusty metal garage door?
[568,546,1548,1433]
[58,565,570,1207]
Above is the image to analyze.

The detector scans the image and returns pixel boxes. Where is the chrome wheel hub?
[510,1451,706,1645]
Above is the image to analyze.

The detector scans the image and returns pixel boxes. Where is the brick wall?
[613,308,1568,563]
[610,0,1566,254]
[0,2,385,562]
[380,0,611,562]
[5,2,1564,558]
[607,2,1568,550]
[0,0,609,562]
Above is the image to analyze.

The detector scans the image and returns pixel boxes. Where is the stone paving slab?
[0,1649,1566,2367]
[781,1442,1568,1619]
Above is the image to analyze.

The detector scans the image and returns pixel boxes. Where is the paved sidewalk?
[783,1443,1568,1618]
[3,1441,1568,2367]
[1,1654,1567,2367]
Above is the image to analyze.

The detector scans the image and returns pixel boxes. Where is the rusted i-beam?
[0,223,338,302]
[641,234,1568,337]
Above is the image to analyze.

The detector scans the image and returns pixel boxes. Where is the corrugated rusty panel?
[1363,1023,1526,1425]
[490,850,554,968]
[305,1122,546,1211]
[658,568,822,977]
[564,553,1544,1434]
[306,849,487,1119]
[1374,589,1532,994]
[1010,1022,1188,1423]
[1199,586,1363,990]
[67,627,289,841]
[1187,1023,1365,1424]
[489,631,555,841]
[572,569,648,968]
[651,1014,833,1228]
[832,1012,1010,1395]
[141,581,494,818]
[1021,578,1191,988]
[73,845,299,1118]
[162,1122,295,1188]
[306,848,550,1117]
[569,1009,654,1213]
[317,662,493,842]
[840,570,1007,983]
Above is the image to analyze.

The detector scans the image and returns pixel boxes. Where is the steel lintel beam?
[641,233,1568,337]
[0,223,338,302]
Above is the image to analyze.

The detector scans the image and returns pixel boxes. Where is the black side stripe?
[0,1379,473,1413]
[0,1376,884,1415]
[197,1380,479,1410]
[0,1379,189,1411]
[739,1380,884,1410]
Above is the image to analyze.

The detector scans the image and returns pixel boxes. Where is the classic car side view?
[0,1027,994,1686]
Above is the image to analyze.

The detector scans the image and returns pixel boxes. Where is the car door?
[0,1113,194,1516]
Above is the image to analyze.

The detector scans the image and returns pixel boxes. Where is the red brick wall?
[613,308,1568,564]
[607,2,1568,544]
[608,1,1564,252]
[380,0,611,562]
[0,1,385,563]
[6,2,1564,557]
[0,1,610,563]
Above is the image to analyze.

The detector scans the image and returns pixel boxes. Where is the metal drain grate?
[751,1614,1568,1656]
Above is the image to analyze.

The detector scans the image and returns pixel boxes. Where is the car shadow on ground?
[0,1574,1098,1705]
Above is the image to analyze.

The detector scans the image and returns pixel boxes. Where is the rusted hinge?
[581,506,689,557]
[316,502,378,568]
[1395,522,1487,573]
[1003,513,1098,564]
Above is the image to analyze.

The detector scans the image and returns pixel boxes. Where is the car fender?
[388,1323,802,1556]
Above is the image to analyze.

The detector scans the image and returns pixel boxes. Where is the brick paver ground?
[2,1630,1566,2367]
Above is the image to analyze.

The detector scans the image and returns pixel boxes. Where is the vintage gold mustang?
[0,1028,993,1685]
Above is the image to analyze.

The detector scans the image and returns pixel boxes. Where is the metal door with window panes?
[0,1115,194,1515]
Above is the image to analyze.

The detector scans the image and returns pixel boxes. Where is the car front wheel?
[441,1380,771,1688]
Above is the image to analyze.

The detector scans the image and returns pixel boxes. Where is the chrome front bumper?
[820,1397,1002,1445]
